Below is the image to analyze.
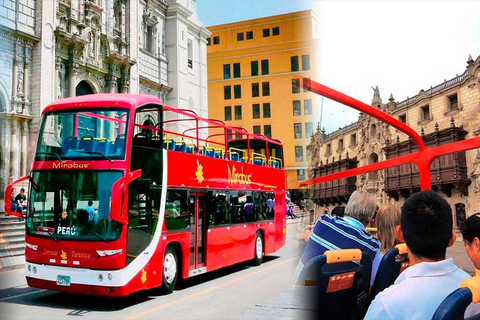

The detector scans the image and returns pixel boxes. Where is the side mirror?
[4,175,30,218]
[110,169,142,224]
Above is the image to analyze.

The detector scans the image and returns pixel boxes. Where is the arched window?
[368,153,379,180]
[370,123,377,137]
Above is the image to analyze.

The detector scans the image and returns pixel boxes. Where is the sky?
[197,1,480,133]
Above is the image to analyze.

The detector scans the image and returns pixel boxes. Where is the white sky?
[315,1,480,133]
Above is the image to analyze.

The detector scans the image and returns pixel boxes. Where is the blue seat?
[432,276,480,320]
[297,249,372,319]
[230,152,239,161]
[253,157,265,166]
[93,139,107,153]
[163,139,174,150]
[109,135,126,156]
[186,144,196,154]
[214,149,223,159]
[61,136,78,154]
[175,141,186,152]
[368,243,409,306]
[78,136,94,152]
[205,147,215,157]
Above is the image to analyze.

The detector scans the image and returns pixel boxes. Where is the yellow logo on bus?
[141,269,147,283]
[227,164,252,185]
[195,160,204,183]
[61,250,67,260]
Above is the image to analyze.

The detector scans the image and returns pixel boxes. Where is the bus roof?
[42,94,163,114]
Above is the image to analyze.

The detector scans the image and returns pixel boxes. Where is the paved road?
[0,220,308,320]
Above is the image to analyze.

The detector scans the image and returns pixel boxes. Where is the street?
[0,219,309,320]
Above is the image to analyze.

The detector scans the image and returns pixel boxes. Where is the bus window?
[126,181,153,265]
[165,189,190,231]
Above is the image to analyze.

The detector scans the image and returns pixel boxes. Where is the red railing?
[301,78,480,190]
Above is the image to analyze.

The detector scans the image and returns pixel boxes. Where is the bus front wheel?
[253,231,264,266]
[161,246,178,294]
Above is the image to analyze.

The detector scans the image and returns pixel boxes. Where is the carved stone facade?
[309,54,480,227]
[0,0,210,197]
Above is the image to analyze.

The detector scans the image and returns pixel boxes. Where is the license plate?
[56,275,71,286]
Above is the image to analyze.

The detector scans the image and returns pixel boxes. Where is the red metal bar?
[301,79,480,191]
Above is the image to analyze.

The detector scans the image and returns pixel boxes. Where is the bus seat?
[254,156,265,166]
[133,133,150,147]
[186,143,196,154]
[93,138,107,154]
[205,146,215,157]
[296,249,372,320]
[368,243,409,306]
[432,276,480,320]
[110,135,126,155]
[214,149,223,159]
[230,151,239,161]
[241,156,248,163]
[78,135,94,152]
[61,136,78,154]
[163,138,174,150]
[150,135,163,149]
[175,141,186,152]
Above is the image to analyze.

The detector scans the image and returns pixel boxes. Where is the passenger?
[370,205,402,286]
[365,190,472,319]
[331,205,345,217]
[460,214,480,318]
[15,188,27,214]
[10,187,18,213]
[294,190,380,279]
[243,196,254,222]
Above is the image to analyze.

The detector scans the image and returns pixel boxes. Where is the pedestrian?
[10,187,18,213]
[15,188,27,214]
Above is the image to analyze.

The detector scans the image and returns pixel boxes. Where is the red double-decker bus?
[4,94,286,297]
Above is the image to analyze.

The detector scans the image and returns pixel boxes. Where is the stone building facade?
[0,0,210,197]
[309,55,480,227]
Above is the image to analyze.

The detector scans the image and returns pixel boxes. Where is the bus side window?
[165,189,190,231]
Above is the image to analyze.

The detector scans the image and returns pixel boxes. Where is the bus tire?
[253,231,264,266]
[161,245,178,294]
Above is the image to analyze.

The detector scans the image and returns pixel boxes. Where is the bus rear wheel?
[161,246,178,294]
[253,231,264,266]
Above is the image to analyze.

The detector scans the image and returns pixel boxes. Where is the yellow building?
[206,10,321,199]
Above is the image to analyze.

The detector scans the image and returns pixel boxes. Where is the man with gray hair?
[294,190,380,280]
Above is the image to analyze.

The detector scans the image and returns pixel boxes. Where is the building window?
[233,63,241,78]
[448,93,458,111]
[338,139,344,151]
[295,146,303,162]
[235,105,242,120]
[224,86,231,100]
[294,123,302,139]
[306,147,310,161]
[326,144,331,156]
[253,125,261,134]
[350,134,357,147]
[291,56,299,72]
[234,85,241,99]
[252,83,259,97]
[263,28,270,37]
[252,104,260,119]
[263,103,271,118]
[421,105,430,121]
[264,125,271,139]
[305,122,313,138]
[251,61,258,76]
[272,26,280,36]
[302,55,310,70]
[145,25,155,53]
[207,37,211,46]
[224,106,232,121]
[261,59,269,75]
[370,123,377,137]
[223,64,231,79]
[237,32,244,41]
[304,99,312,115]
[213,36,220,44]
[293,100,301,116]
[246,31,253,40]
[399,114,406,123]
[292,79,300,94]
[187,39,193,68]
[262,82,270,96]
[297,169,305,181]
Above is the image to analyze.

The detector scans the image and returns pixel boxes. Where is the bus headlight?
[98,274,103,282]
[28,264,31,272]
[32,267,37,274]
[96,249,123,257]
[25,243,38,251]
[108,273,113,281]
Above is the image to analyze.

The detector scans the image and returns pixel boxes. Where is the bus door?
[189,193,207,275]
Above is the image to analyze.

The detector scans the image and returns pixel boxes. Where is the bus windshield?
[36,109,129,160]
[26,171,123,241]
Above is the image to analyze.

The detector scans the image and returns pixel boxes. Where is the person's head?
[399,190,455,261]
[12,187,15,194]
[460,214,480,269]
[331,205,345,218]
[20,188,25,194]
[375,205,402,253]
[88,200,93,206]
[344,191,377,226]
